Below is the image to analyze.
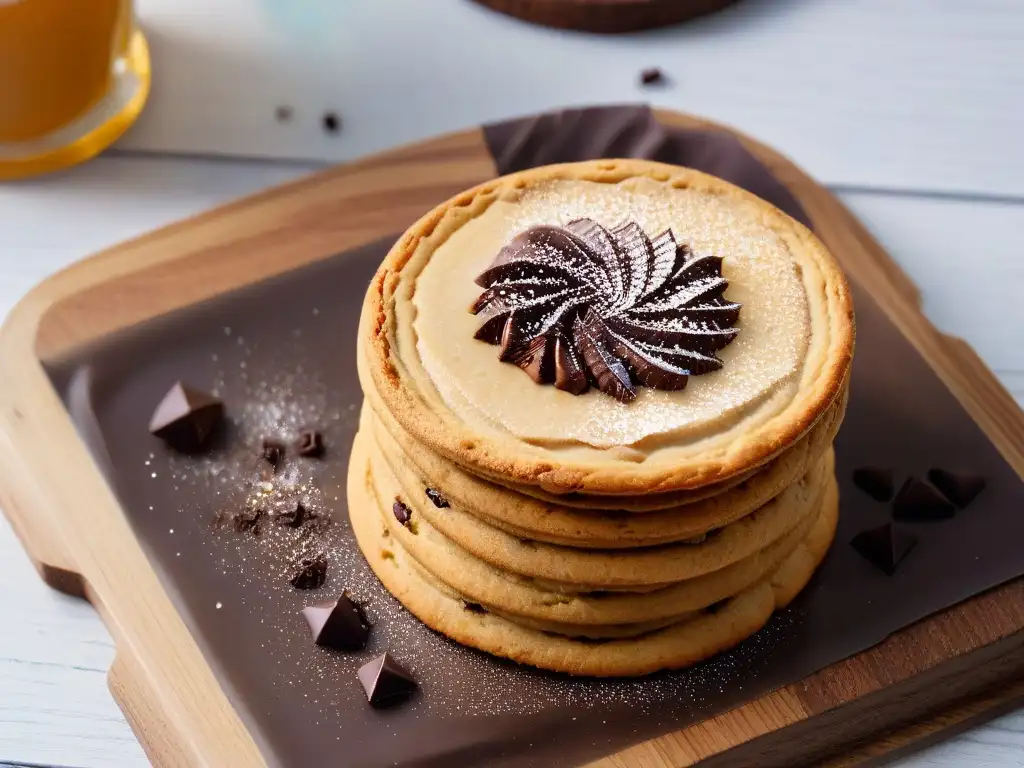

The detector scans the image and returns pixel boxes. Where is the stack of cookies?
[350,160,854,676]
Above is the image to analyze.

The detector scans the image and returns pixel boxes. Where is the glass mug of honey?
[0,0,151,179]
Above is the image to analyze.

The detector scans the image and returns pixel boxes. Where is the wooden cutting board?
[1,109,1023,767]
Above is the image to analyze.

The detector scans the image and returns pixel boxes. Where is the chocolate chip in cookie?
[393,499,412,527]
[425,488,450,508]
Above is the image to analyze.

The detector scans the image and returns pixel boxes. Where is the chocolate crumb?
[463,601,488,614]
[393,499,412,527]
[295,430,325,458]
[639,67,666,86]
[274,105,293,123]
[262,438,285,469]
[290,557,327,590]
[233,508,264,536]
[357,653,417,708]
[322,112,341,134]
[425,488,450,508]
[277,501,311,529]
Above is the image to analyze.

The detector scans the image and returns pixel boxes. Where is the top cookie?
[361,160,853,495]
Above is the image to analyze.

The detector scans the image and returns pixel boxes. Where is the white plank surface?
[117,0,1024,197]
[0,154,1022,767]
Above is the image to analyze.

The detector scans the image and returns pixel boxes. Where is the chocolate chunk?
[393,500,412,527]
[295,430,324,458]
[850,523,917,575]
[301,592,371,651]
[640,67,666,86]
[233,507,264,535]
[277,501,311,528]
[928,468,986,509]
[262,438,285,469]
[290,557,327,590]
[573,309,636,403]
[322,112,341,134]
[852,466,895,502]
[425,488,450,508]
[463,601,487,614]
[148,382,223,452]
[474,313,508,344]
[893,477,956,521]
[356,652,417,708]
[514,336,554,384]
[553,335,589,395]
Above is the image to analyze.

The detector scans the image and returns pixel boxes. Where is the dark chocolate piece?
[290,557,327,590]
[277,501,311,528]
[513,336,554,384]
[472,220,738,402]
[852,466,895,502]
[233,507,264,536]
[322,112,341,134]
[893,477,956,521]
[640,67,666,85]
[425,488,450,509]
[148,382,223,452]
[356,652,417,708]
[301,593,371,651]
[463,601,488,614]
[392,500,412,527]
[850,523,918,575]
[295,430,324,458]
[553,334,589,394]
[573,309,637,403]
[262,438,285,469]
[928,468,986,509]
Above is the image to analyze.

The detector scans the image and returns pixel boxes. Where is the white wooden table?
[1,1,1023,766]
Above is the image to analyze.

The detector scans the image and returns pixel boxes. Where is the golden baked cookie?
[363,423,830,588]
[348,434,840,676]
[354,431,827,626]
[361,159,854,495]
[365,388,845,546]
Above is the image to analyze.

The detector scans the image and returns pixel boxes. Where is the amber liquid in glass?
[0,0,133,142]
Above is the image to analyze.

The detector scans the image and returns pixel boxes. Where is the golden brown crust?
[365,424,831,587]
[360,427,827,626]
[348,432,839,676]
[361,159,855,495]
[365,361,847,521]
